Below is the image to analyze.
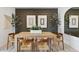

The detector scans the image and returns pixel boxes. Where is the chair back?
[57,33,63,40]
[37,36,49,45]
[8,33,15,39]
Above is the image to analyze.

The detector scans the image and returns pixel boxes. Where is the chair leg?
[32,42,34,52]
[57,42,60,51]
[62,41,64,50]
[17,39,19,52]
[7,37,9,50]
[58,41,60,46]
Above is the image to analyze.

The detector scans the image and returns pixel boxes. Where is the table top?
[15,32,57,38]
[15,32,57,39]
[15,32,56,36]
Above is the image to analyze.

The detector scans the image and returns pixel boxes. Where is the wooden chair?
[7,33,15,50]
[55,33,64,50]
[17,37,33,52]
[36,37,50,52]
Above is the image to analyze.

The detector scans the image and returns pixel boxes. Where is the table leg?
[48,38,52,51]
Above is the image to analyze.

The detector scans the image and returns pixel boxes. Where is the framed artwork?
[38,15,47,28]
[26,15,36,28]
[69,15,78,28]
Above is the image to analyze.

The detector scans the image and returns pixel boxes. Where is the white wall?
[58,7,79,51]
[58,7,70,33]
[0,7,15,50]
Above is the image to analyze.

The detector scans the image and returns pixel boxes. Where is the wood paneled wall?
[65,8,79,37]
[15,8,58,33]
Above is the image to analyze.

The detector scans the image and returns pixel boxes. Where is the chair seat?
[21,43,31,48]
[18,38,33,51]
[20,43,32,51]
[38,43,49,51]
[56,36,63,42]
[20,46,31,50]
[38,45,49,51]
[9,39,15,42]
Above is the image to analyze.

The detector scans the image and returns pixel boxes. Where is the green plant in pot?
[30,25,42,33]
[49,14,61,26]
[31,25,41,30]
[11,13,18,27]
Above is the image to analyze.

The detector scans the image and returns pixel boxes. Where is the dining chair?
[7,33,15,50]
[55,33,64,50]
[36,36,50,52]
[17,37,33,52]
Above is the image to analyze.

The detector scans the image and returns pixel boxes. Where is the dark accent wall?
[15,8,58,33]
[65,8,79,37]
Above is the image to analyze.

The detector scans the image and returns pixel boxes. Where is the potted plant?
[30,25,42,34]
[10,13,17,32]
[11,13,22,32]
[11,13,18,27]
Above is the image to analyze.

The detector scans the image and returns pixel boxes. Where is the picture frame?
[38,15,47,28]
[69,15,78,28]
[26,15,36,28]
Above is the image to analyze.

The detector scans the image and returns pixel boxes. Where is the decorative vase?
[30,30,42,34]
[11,26,15,33]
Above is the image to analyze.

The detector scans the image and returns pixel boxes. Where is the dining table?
[14,32,57,51]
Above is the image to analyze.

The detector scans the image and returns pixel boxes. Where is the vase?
[11,27,15,33]
[30,30,42,34]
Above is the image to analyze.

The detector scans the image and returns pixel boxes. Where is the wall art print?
[69,15,78,28]
[38,15,47,28]
[26,15,36,28]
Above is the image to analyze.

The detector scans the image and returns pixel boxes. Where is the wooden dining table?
[14,32,57,51]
